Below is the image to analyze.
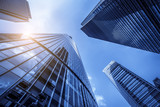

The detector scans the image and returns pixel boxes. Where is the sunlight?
[21,24,33,39]
[21,32,31,39]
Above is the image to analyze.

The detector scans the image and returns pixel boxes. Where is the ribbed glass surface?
[104,61,160,106]
[82,0,160,53]
[0,34,97,107]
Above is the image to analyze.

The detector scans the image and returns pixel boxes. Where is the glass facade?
[0,0,31,22]
[103,61,160,107]
[154,78,160,90]
[81,0,160,53]
[0,34,97,107]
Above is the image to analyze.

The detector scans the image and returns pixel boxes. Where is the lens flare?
[21,32,32,39]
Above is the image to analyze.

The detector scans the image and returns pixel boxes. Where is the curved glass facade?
[82,0,160,53]
[0,34,97,107]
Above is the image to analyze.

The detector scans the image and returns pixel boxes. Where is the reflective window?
[11,67,26,77]
[19,58,38,72]
[0,66,8,75]
[0,72,20,95]
[0,60,15,70]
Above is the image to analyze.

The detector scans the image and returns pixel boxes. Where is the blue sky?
[0,0,160,107]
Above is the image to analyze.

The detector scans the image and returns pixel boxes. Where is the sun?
[21,32,32,39]
[23,32,31,38]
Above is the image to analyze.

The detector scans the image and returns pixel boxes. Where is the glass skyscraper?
[81,0,160,53]
[0,34,97,107]
[103,61,160,106]
[0,0,31,22]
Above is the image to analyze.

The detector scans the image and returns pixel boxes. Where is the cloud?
[86,74,106,106]
[92,87,96,93]
[87,73,92,81]
[95,95,107,107]
[88,75,92,80]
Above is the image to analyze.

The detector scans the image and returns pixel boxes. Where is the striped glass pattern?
[81,0,160,53]
[104,61,160,106]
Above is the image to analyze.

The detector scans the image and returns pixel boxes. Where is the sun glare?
[21,32,32,39]
[20,23,34,39]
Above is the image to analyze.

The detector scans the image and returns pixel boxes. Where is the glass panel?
[0,52,7,60]
[69,87,73,105]
[19,58,38,72]
[8,53,31,66]
[1,50,15,57]
[0,60,15,70]
[0,66,8,75]
[11,67,26,77]
[0,72,20,95]
[23,74,32,81]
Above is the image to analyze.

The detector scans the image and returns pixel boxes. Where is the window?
[136,87,148,98]
[30,86,41,96]
[38,76,47,85]
[56,78,63,92]
[60,66,65,78]
[0,60,15,70]
[49,59,57,69]
[0,66,8,75]
[133,84,145,95]
[70,74,74,86]
[1,50,15,57]
[51,73,57,82]
[53,93,60,103]
[69,87,73,105]
[23,74,32,81]
[0,52,7,60]
[19,58,38,72]
[128,80,139,90]
[36,51,48,60]
[23,96,36,106]
[8,53,30,66]
[0,72,20,95]
[18,81,30,89]
[47,81,54,90]
[11,67,26,77]
[75,91,78,107]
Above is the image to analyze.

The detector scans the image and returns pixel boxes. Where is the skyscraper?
[0,34,97,107]
[0,0,31,22]
[81,0,160,53]
[103,61,160,106]
[154,78,160,90]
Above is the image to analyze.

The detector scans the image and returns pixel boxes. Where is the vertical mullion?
[47,45,67,107]
[58,51,68,107]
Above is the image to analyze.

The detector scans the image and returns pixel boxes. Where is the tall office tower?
[103,61,160,106]
[81,0,160,53]
[0,34,97,107]
[154,78,160,90]
[0,0,31,22]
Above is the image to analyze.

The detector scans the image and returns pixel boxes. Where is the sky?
[0,0,160,107]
